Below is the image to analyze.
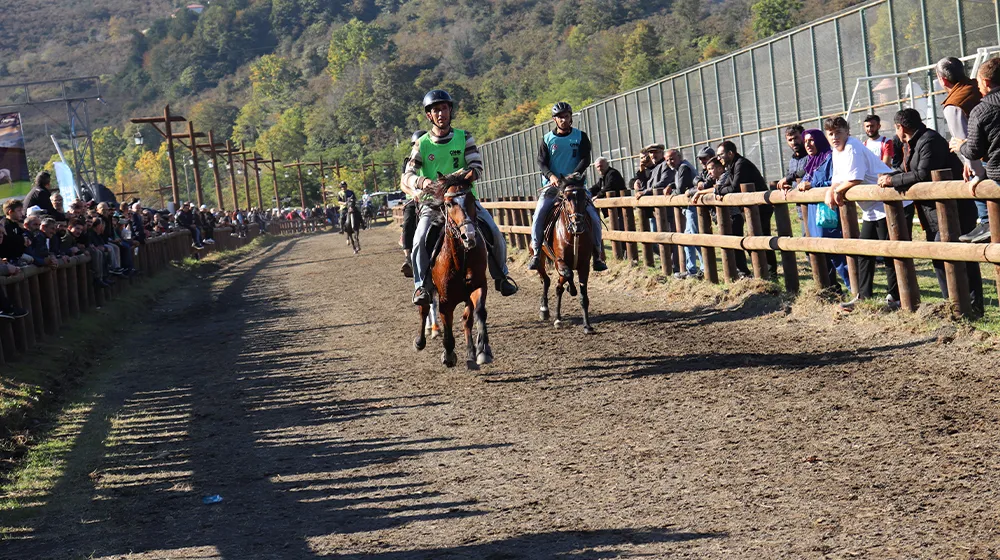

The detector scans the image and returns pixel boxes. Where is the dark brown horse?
[531,179,595,334]
[413,172,492,368]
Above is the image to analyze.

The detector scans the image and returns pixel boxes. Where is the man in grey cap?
[632,143,672,234]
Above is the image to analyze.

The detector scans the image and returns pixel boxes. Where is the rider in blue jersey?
[526,102,607,272]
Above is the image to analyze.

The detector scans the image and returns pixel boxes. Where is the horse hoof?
[539,310,549,321]
[553,319,563,328]
[477,352,492,365]
[414,337,426,351]
[583,326,596,335]
[442,351,457,368]
[466,360,480,371]
[431,326,440,339]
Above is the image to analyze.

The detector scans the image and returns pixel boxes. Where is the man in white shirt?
[862,114,895,167]
[825,116,913,310]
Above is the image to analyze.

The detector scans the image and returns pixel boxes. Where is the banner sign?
[0,112,30,200]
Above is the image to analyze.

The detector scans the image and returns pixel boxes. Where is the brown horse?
[531,179,595,334]
[413,172,492,369]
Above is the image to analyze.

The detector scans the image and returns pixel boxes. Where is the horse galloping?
[413,172,492,369]
[343,198,362,254]
[530,178,596,334]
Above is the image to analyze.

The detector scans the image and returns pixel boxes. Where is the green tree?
[750,0,802,40]
[249,54,303,105]
[232,99,270,145]
[188,100,240,142]
[92,127,126,184]
[327,19,392,81]
[256,106,307,163]
[618,22,662,90]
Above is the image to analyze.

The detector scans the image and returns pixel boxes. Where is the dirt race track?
[5,224,1000,559]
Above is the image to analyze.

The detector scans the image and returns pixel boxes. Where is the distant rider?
[337,181,363,232]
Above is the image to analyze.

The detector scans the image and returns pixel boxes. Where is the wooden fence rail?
[0,222,299,366]
[477,175,1000,317]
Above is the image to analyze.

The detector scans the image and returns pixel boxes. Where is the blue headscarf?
[802,129,832,178]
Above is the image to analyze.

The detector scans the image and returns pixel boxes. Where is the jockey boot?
[593,256,608,272]
[401,258,413,278]
[496,276,518,297]
[527,253,541,270]
[412,286,431,306]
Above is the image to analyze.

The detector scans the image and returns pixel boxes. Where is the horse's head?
[558,175,589,236]
[436,171,478,251]
[347,197,357,210]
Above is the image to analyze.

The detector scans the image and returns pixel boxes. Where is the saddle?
[540,186,591,255]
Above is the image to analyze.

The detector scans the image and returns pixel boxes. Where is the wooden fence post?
[989,200,1000,300]
[635,201,656,268]
[622,192,639,263]
[519,195,532,250]
[771,201,799,292]
[838,201,861,297]
[672,206,686,274]
[606,191,625,260]
[931,169,972,316]
[8,283,28,353]
[12,279,35,349]
[714,205,738,282]
[653,188,672,275]
[740,183,768,280]
[884,200,920,311]
[696,206,719,284]
[798,204,831,289]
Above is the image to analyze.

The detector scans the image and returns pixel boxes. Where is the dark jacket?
[176,209,195,228]
[23,185,66,221]
[131,213,147,244]
[960,89,1000,181]
[716,155,767,196]
[888,127,963,190]
[24,231,50,264]
[591,167,625,198]
[1,218,26,261]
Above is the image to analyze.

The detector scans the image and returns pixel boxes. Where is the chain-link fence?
[478,0,1000,201]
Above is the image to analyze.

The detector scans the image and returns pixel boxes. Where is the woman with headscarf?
[796,129,850,291]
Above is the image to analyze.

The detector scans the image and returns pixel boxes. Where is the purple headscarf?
[802,128,832,178]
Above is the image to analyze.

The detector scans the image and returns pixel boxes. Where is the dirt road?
[5,225,1000,559]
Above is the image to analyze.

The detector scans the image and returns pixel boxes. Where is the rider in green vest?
[401,89,518,306]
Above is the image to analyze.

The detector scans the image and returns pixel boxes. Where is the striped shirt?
[402,128,483,191]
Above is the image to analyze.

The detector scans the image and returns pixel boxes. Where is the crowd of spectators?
[586,55,1000,315]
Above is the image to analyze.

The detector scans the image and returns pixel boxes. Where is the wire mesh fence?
[478,0,1000,201]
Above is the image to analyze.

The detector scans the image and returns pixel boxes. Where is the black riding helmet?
[422,90,454,112]
[551,101,573,117]
[411,130,427,143]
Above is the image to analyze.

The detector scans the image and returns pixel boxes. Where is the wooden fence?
[0,222,296,365]
[267,218,327,235]
[478,172,1000,317]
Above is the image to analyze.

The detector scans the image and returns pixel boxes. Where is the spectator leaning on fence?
[1,200,28,266]
[862,115,895,168]
[665,149,703,280]
[634,144,673,237]
[591,157,625,199]
[953,56,1000,238]
[714,140,776,279]
[780,128,850,292]
[824,116,914,310]
[776,125,808,190]
[936,56,990,244]
[877,107,984,315]
[0,230,27,319]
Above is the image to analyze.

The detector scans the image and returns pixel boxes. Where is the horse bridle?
[443,187,478,246]
[559,186,589,235]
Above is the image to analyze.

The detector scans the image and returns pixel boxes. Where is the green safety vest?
[417,129,476,197]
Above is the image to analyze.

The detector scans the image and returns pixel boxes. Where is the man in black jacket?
[880,108,983,313]
[954,57,1000,187]
[23,172,65,221]
[715,141,776,279]
[591,157,625,198]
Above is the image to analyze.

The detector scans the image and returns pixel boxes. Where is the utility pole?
[225,140,239,211]
[361,158,394,193]
[250,152,265,209]
[255,152,282,210]
[130,105,186,208]
[196,131,227,210]
[239,142,252,210]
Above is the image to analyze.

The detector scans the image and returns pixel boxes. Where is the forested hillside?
[1,0,863,207]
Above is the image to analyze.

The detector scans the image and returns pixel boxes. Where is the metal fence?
[477,0,1000,201]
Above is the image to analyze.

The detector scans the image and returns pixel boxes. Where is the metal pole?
[789,38,802,122]
[656,82,669,145]
[240,142,251,208]
[768,43,786,177]
[296,159,306,209]
[207,130,223,209]
[860,9,875,110]
[955,0,966,58]
[269,152,279,209]
[187,121,204,207]
[834,20,847,112]
[713,63,725,137]
[700,68,712,146]
[252,153,263,209]
[225,140,238,210]
[732,57,745,153]
[810,27,822,126]
[684,73,696,144]
[164,105,180,207]
[670,78,683,146]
